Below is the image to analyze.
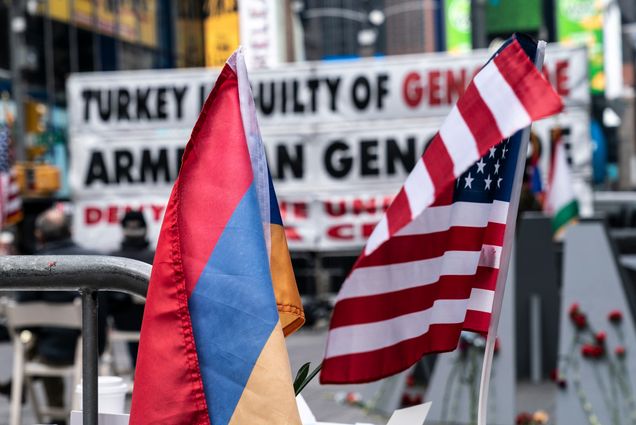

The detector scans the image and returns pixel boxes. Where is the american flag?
[0,124,22,226]
[320,37,563,384]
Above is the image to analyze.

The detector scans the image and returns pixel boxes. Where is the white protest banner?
[68,44,592,252]
[67,44,588,134]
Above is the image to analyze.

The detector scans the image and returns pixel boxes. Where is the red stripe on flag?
[357,222,506,268]
[423,134,454,193]
[463,310,492,334]
[457,83,503,152]
[321,322,465,384]
[386,189,412,236]
[493,41,563,120]
[330,272,498,329]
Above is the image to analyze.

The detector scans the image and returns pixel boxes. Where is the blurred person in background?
[108,210,153,366]
[10,206,107,412]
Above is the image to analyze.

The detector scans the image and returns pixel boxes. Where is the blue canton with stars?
[454,130,523,204]
[0,125,11,173]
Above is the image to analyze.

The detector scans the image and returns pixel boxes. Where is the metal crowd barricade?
[0,255,152,425]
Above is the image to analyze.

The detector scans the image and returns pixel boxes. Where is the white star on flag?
[464,173,474,188]
[476,158,486,174]
[484,174,493,190]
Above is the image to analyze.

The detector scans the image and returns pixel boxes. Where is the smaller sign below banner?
[74,196,168,252]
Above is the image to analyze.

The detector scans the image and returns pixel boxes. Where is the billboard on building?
[557,0,604,94]
[205,0,240,68]
[444,0,472,53]
[42,0,157,47]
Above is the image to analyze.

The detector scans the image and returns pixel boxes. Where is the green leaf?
[294,363,322,396]
[294,362,311,395]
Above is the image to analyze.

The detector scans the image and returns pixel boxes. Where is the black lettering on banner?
[199,85,208,111]
[351,76,371,110]
[275,144,304,180]
[387,137,416,175]
[114,150,135,183]
[85,151,110,185]
[98,91,112,121]
[281,80,288,114]
[82,90,93,121]
[156,88,168,120]
[176,147,186,172]
[136,88,152,120]
[140,149,171,183]
[173,86,188,119]
[292,80,304,113]
[360,140,379,176]
[117,89,131,121]
[306,78,320,112]
[377,74,389,109]
[258,82,275,115]
[324,141,352,179]
[325,78,341,112]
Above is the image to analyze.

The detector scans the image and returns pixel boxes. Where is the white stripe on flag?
[338,250,482,301]
[365,215,389,255]
[325,289,495,358]
[404,159,434,218]
[439,106,479,176]
[397,200,509,236]
[467,288,495,313]
[473,61,530,136]
[478,244,502,268]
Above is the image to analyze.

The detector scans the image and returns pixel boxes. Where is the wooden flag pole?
[476,39,547,425]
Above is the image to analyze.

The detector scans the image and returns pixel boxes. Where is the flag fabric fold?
[545,128,579,237]
[321,35,564,385]
[130,49,303,425]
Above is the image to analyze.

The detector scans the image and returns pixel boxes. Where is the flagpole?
[476,40,547,425]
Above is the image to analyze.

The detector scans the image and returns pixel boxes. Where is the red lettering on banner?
[327,224,354,240]
[555,60,570,97]
[352,198,377,215]
[107,206,119,224]
[403,72,423,108]
[280,201,308,220]
[327,222,380,241]
[285,226,302,241]
[325,201,346,217]
[446,69,467,104]
[83,204,165,226]
[293,202,307,219]
[151,205,164,221]
[85,207,102,225]
[362,222,376,238]
[428,70,441,106]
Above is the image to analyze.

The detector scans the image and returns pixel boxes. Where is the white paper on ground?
[385,402,431,425]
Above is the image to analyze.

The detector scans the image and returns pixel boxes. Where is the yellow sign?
[205,0,239,68]
[43,0,157,48]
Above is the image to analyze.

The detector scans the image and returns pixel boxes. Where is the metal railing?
[0,255,152,425]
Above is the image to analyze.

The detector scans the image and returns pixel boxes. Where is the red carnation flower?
[549,368,558,382]
[616,346,626,358]
[609,310,623,324]
[595,331,606,344]
[516,412,533,425]
[406,375,415,387]
[582,344,604,359]
[569,303,580,318]
[573,313,587,330]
